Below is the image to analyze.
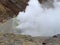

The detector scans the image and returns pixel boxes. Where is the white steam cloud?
[16,0,60,37]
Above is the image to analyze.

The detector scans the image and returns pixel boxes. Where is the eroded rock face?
[0,0,29,23]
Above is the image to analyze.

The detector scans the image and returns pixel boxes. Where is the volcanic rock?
[0,0,29,23]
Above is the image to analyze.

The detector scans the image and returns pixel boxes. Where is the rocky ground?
[0,32,60,45]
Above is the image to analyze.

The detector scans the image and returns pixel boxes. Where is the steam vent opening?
[0,0,60,45]
[42,43,46,45]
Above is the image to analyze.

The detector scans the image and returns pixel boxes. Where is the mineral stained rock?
[0,0,29,23]
[0,33,37,45]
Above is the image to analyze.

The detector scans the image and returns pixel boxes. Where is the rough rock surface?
[0,32,36,45]
[0,33,60,45]
[0,0,29,23]
[42,34,60,45]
